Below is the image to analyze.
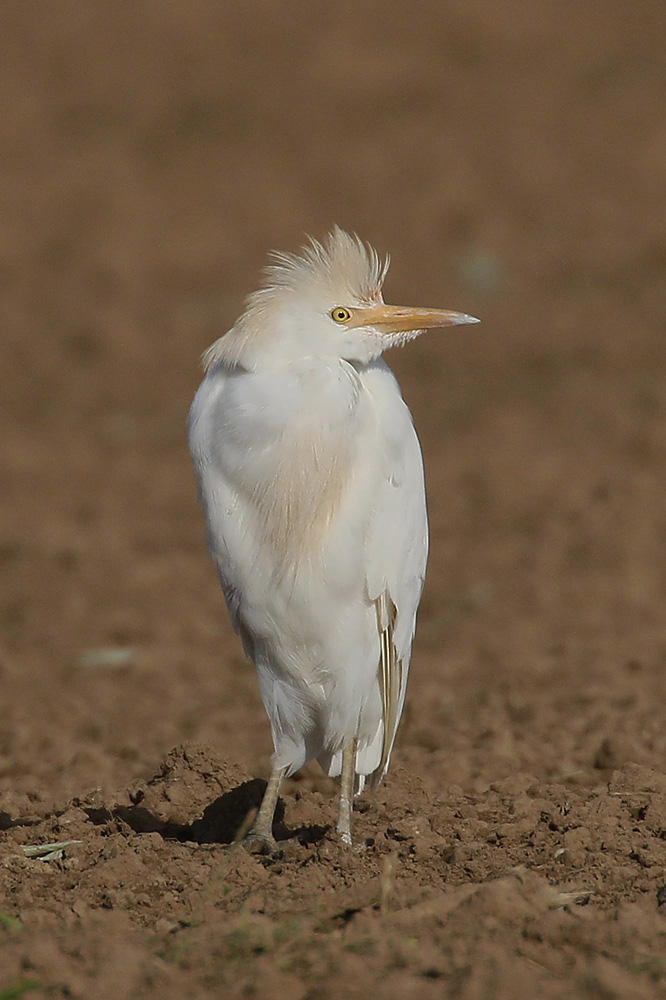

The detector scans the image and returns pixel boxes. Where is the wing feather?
[366,591,402,791]
[360,361,429,789]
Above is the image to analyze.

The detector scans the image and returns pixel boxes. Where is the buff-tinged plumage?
[202,228,390,372]
[188,229,478,847]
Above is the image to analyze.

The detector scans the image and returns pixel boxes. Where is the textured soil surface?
[3,3,666,998]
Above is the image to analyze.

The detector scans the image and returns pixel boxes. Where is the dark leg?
[242,765,285,852]
[336,738,358,845]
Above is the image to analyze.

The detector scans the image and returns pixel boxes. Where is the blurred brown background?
[2,2,666,997]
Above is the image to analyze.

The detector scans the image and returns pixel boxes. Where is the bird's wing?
[188,367,251,650]
[373,589,401,787]
[361,362,429,790]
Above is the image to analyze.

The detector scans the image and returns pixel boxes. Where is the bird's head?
[203,227,479,370]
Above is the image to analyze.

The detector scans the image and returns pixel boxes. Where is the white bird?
[188,228,478,849]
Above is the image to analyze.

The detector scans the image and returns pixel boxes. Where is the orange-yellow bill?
[352,304,480,333]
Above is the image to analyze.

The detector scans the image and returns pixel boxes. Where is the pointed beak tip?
[457,314,481,326]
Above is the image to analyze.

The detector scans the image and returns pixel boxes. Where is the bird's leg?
[336,738,358,846]
[241,765,286,853]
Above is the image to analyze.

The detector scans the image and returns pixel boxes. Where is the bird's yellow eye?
[330,307,352,324]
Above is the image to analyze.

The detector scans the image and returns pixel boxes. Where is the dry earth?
[2,2,666,998]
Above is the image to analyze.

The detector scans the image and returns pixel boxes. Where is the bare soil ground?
[2,2,666,997]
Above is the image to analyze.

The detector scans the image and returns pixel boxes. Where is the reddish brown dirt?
[2,2,666,997]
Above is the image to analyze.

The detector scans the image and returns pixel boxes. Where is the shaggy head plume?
[203,228,389,370]
[262,227,389,305]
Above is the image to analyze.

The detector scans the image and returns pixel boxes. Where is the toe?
[241,831,279,855]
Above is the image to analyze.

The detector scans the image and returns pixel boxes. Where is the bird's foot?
[240,829,279,855]
[338,833,366,853]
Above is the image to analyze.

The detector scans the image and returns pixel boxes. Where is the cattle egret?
[188,228,478,849]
